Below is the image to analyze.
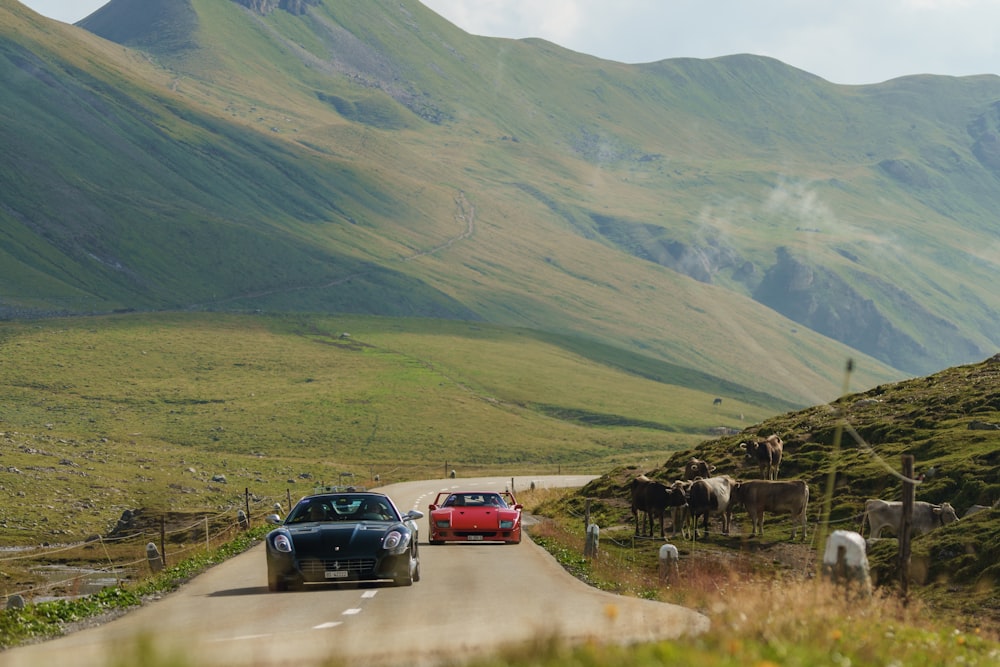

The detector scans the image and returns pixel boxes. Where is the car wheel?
[413,560,421,583]
[394,558,415,586]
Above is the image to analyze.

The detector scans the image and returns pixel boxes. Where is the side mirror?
[266,513,283,525]
[428,504,438,511]
[514,504,523,510]
[406,510,424,521]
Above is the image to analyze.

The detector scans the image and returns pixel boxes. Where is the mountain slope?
[3,0,999,405]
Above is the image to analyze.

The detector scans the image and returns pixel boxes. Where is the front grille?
[298,558,376,575]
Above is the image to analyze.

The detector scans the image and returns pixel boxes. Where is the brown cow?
[685,475,737,539]
[740,434,783,479]
[630,475,687,538]
[684,457,716,481]
[732,479,809,540]
[669,479,693,536]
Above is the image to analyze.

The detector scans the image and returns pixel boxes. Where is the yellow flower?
[829,629,843,641]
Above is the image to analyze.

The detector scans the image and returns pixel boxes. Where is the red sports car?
[427,491,522,544]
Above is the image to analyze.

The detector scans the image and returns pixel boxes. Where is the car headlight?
[383,530,411,554]
[499,519,515,529]
[272,533,293,553]
[435,520,451,528]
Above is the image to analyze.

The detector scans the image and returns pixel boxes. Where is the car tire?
[413,560,421,583]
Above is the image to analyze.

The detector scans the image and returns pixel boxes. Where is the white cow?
[686,475,738,539]
[862,499,959,538]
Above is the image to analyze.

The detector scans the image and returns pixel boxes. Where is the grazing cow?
[713,397,723,406]
[630,475,688,538]
[739,434,783,480]
[862,499,960,538]
[732,479,809,540]
[964,505,989,518]
[686,475,737,539]
[684,457,716,481]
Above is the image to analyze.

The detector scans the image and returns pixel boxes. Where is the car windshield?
[287,494,400,523]
[442,493,508,508]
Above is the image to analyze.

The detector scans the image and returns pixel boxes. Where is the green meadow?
[0,311,772,544]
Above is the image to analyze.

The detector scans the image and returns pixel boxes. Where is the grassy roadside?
[511,487,1000,667]
[0,526,269,650]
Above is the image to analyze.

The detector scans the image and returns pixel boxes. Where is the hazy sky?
[19,0,1000,85]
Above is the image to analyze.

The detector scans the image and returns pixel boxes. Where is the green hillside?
[0,311,794,544]
[2,0,999,405]
[561,352,1000,620]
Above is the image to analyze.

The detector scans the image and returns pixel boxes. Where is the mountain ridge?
[4,0,999,405]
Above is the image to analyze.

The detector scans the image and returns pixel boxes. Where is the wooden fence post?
[160,515,167,567]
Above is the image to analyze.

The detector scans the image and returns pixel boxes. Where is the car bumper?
[429,527,521,543]
[268,551,410,585]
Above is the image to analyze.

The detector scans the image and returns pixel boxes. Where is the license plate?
[467,535,483,541]
[325,570,349,578]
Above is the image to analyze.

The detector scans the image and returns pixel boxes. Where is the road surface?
[1,476,708,667]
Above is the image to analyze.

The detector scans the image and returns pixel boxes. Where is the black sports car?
[265,490,423,591]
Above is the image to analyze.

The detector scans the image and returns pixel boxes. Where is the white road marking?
[361,590,378,599]
[314,622,343,630]
[343,608,362,615]
[212,634,271,642]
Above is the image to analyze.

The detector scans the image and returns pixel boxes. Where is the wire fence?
[0,491,285,602]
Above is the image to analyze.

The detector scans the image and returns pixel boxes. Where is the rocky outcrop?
[232,0,319,16]
[752,247,984,374]
[969,101,1000,173]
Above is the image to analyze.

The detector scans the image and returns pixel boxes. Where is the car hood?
[286,522,397,553]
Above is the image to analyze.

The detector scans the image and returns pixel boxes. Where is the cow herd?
[628,434,967,543]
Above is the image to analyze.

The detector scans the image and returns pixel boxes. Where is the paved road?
[1,476,708,667]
